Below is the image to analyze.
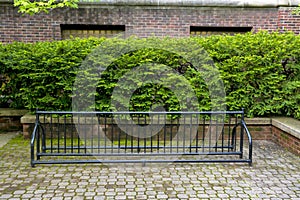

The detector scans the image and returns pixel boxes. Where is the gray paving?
[0,132,18,148]
[0,135,299,199]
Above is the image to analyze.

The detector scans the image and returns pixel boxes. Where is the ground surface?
[0,133,299,199]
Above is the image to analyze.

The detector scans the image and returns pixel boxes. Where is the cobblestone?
[0,136,299,199]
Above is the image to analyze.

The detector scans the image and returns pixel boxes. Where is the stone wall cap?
[1,0,300,7]
[0,108,29,117]
[20,114,36,124]
[78,0,300,7]
[244,117,272,125]
[272,117,300,140]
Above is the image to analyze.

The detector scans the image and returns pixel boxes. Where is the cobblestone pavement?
[0,135,299,200]
[0,132,19,148]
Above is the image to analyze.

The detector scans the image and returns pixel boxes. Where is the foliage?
[14,0,79,15]
[0,37,105,110]
[292,5,300,15]
[0,32,299,119]
[197,31,300,119]
[72,37,215,113]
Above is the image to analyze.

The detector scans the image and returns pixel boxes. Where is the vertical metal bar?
[77,114,80,153]
[215,116,218,152]
[110,115,114,154]
[137,115,140,153]
[221,116,224,153]
[125,115,128,153]
[240,110,245,158]
[57,115,60,153]
[97,116,100,154]
[150,117,153,153]
[91,115,94,154]
[246,123,253,165]
[71,115,74,154]
[209,114,212,153]
[84,114,87,154]
[163,114,166,154]
[36,111,40,160]
[131,114,133,154]
[144,114,147,153]
[189,114,192,153]
[64,115,67,153]
[234,114,238,152]
[157,114,160,153]
[170,115,173,154]
[195,114,199,153]
[118,116,121,154]
[228,114,231,152]
[202,117,205,153]
[183,114,186,154]
[50,114,53,153]
[42,114,46,153]
[172,115,176,153]
[104,115,107,154]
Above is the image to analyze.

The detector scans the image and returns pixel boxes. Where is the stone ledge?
[272,117,300,140]
[3,0,299,7]
[77,0,300,7]
[0,108,29,117]
[20,114,36,124]
[244,117,271,125]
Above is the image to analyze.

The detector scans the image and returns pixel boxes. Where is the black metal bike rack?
[31,110,252,167]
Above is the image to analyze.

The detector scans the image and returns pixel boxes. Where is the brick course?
[1,2,300,43]
[0,116,22,132]
[278,7,300,33]
[272,126,300,155]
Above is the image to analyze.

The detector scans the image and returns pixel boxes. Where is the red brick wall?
[246,125,272,140]
[1,2,298,43]
[272,126,300,155]
[278,7,300,33]
[0,116,23,132]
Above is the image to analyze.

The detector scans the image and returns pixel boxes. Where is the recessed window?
[61,24,125,39]
[190,26,252,36]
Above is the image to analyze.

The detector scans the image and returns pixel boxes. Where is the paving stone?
[0,194,12,199]
[13,190,25,195]
[114,196,126,199]
[177,193,189,199]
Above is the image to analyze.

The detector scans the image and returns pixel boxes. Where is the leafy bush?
[72,37,216,113]
[196,31,300,118]
[0,38,105,110]
[0,32,299,119]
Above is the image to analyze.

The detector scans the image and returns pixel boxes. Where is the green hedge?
[0,31,299,119]
[0,38,105,110]
[197,31,300,118]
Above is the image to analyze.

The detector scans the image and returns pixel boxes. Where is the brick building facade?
[1,0,300,43]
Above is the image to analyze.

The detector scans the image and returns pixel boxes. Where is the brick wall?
[0,109,28,132]
[272,126,300,155]
[246,125,273,140]
[278,7,300,33]
[0,116,23,132]
[1,2,299,43]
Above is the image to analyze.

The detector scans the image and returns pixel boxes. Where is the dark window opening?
[190,26,252,36]
[61,24,125,39]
